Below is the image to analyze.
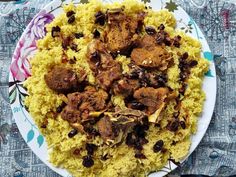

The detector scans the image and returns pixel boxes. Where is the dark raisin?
[130,101,146,110]
[153,140,164,153]
[158,24,165,30]
[56,102,66,113]
[180,73,187,81]
[140,76,150,87]
[62,37,71,50]
[70,43,78,51]
[173,41,180,48]
[52,26,61,32]
[136,21,144,34]
[74,32,84,39]
[68,129,78,138]
[95,11,106,26]
[82,155,94,168]
[142,116,150,130]
[73,148,80,155]
[173,35,181,48]
[66,11,75,17]
[68,15,75,24]
[156,33,165,44]
[110,51,118,59]
[126,133,136,146]
[93,29,100,38]
[90,51,101,66]
[168,121,179,132]
[189,60,198,67]
[135,152,146,159]
[129,70,139,79]
[177,35,182,40]
[179,83,187,94]
[88,117,101,125]
[69,59,76,64]
[145,26,157,35]
[182,52,189,60]
[134,141,143,150]
[86,143,98,155]
[155,74,167,87]
[40,124,47,129]
[51,26,61,37]
[134,124,146,138]
[139,138,149,145]
[164,37,172,46]
[180,121,186,129]
[101,154,109,161]
[84,126,100,136]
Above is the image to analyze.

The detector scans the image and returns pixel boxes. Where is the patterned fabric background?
[0,0,236,177]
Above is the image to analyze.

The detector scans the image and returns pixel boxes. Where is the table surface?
[0,0,236,177]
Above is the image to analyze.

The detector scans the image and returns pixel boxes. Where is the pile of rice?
[24,0,209,176]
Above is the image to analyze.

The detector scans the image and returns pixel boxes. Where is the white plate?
[8,0,216,176]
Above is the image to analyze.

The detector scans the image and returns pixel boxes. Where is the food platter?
[9,0,216,176]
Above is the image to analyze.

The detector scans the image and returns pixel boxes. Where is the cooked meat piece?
[87,40,122,90]
[133,87,169,114]
[105,11,142,54]
[136,34,156,48]
[131,44,172,70]
[79,88,109,113]
[97,116,115,141]
[61,105,81,123]
[87,40,119,71]
[64,86,108,121]
[44,66,79,93]
[96,65,122,90]
[113,77,140,96]
[67,92,82,109]
[130,34,173,70]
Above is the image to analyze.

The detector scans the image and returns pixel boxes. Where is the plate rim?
[8,0,217,176]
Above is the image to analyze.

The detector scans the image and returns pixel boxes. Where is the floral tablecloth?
[0,0,236,177]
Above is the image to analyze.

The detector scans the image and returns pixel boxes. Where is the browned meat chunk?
[79,87,109,115]
[61,106,81,123]
[105,10,142,54]
[61,86,108,122]
[96,65,122,90]
[44,66,79,93]
[137,34,156,48]
[133,87,169,115]
[131,35,172,70]
[87,40,122,90]
[113,77,140,96]
[97,116,114,141]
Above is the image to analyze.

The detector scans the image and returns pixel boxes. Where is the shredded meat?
[87,40,122,90]
[44,66,81,93]
[133,87,169,115]
[105,10,144,54]
[131,35,172,70]
[61,86,108,122]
